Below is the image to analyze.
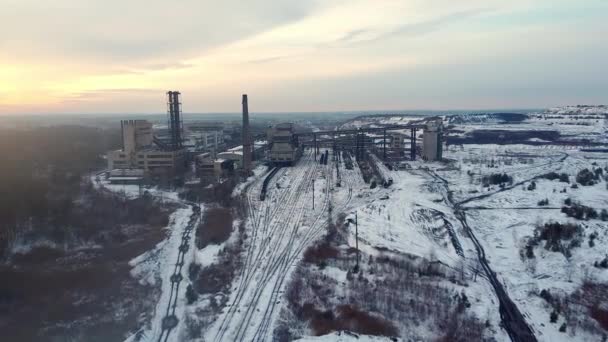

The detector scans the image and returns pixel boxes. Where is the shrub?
[531,222,582,255]
[540,289,553,302]
[186,284,198,304]
[527,181,537,191]
[196,206,234,249]
[591,307,608,331]
[541,172,570,183]
[482,173,513,187]
[525,244,535,259]
[303,242,339,265]
[538,198,549,206]
[595,256,608,269]
[577,168,598,186]
[559,323,567,332]
[550,310,559,323]
[601,209,608,221]
[561,202,598,220]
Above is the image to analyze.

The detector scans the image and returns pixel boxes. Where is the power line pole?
[312,179,315,210]
[355,211,359,272]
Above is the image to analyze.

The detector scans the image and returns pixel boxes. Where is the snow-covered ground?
[432,143,608,341]
[96,105,608,341]
[294,331,401,341]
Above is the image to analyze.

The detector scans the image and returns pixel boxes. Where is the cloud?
[378,8,490,40]
[335,29,370,43]
[1,0,607,114]
[0,0,322,66]
[246,55,293,64]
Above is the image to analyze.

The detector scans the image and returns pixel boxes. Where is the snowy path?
[93,177,202,342]
[207,150,356,342]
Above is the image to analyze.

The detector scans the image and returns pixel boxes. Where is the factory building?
[106,92,187,177]
[185,122,226,156]
[107,120,186,174]
[268,123,301,165]
[217,142,265,170]
[422,120,443,161]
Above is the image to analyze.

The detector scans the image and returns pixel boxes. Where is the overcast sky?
[1,0,606,115]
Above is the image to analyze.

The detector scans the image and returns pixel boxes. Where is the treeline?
[0,125,121,256]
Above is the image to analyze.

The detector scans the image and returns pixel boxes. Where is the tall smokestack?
[242,94,252,175]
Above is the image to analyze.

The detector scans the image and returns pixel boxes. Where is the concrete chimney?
[242,94,252,175]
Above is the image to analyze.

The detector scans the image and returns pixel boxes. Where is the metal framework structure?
[295,124,424,161]
[167,91,183,150]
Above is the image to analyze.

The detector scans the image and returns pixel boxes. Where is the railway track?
[211,152,319,341]
[209,149,358,341]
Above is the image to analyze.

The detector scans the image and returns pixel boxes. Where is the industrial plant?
[106,91,444,185]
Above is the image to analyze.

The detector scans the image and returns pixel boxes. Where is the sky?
[0,0,607,115]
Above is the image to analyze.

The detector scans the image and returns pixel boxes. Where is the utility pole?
[383,129,387,160]
[312,179,315,210]
[355,211,359,272]
[314,134,317,160]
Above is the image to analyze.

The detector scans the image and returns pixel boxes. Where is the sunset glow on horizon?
[1,0,606,115]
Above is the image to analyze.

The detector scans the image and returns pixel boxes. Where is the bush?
[537,198,549,206]
[541,172,570,183]
[196,206,234,249]
[531,222,582,255]
[559,323,567,332]
[540,289,553,302]
[527,181,537,191]
[601,209,608,221]
[577,168,598,186]
[561,202,598,220]
[482,173,513,187]
[595,256,608,269]
[303,242,339,265]
[186,284,198,304]
[550,310,559,323]
[525,244,535,259]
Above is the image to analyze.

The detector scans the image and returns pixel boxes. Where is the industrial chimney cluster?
[105,90,443,186]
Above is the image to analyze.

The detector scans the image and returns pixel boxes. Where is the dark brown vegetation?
[275,218,486,341]
[0,125,120,256]
[0,188,173,342]
[576,168,604,186]
[0,125,177,341]
[180,176,240,207]
[302,241,339,267]
[562,200,599,221]
[184,190,247,340]
[189,241,242,296]
[523,222,582,259]
[196,206,234,249]
[539,282,608,336]
[482,173,512,187]
[541,172,570,183]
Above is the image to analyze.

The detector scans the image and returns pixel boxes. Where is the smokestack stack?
[242,94,252,175]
